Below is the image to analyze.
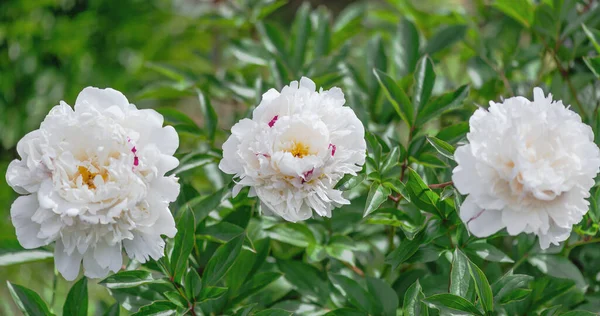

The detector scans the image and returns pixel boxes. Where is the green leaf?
[324,308,367,316]
[582,24,600,54]
[584,56,600,78]
[63,277,88,316]
[335,173,366,191]
[385,232,425,269]
[329,274,375,313]
[197,286,228,303]
[197,89,218,142]
[528,254,586,289]
[184,268,202,300]
[103,303,120,316]
[381,146,401,174]
[498,288,532,304]
[7,281,53,316]
[131,301,177,316]
[291,2,312,71]
[436,122,469,144]
[314,8,331,59]
[231,272,282,304]
[530,277,575,309]
[107,280,175,312]
[561,311,598,316]
[268,223,315,248]
[99,271,154,289]
[405,169,442,217]
[413,56,436,111]
[203,233,244,286]
[493,0,534,28]
[373,69,414,126]
[465,241,514,263]
[393,19,420,76]
[163,291,188,308]
[403,280,427,316]
[196,221,245,243]
[367,277,398,316]
[256,22,287,58]
[278,260,329,304]
[364,182,391,217]
[0,238,53,266]
[459,250,494,313]
[426,136,455,160]
[422,294,483,315]
[170,207,195,283]
[184,187,228,226]
[492,274,533,304]
[254,309,293,316]
[450,248,470,298]
[416,85,469,125]
[423,25,467,55]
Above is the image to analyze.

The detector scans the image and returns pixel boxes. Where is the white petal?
[11,195,47,249]
[54,240,83,281]
[75,87,130,112]
[83,251,110,279]
[460,196,504,237]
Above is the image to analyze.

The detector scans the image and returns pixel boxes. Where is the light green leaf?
[461,250,494,313]
[493,0,534,27]
[267,223,315,248]
[584,56,600,78]
[450,249,470,298]
[466,241,514,263]
[426,136,455,160]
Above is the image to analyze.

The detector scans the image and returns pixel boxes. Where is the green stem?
[50,268,58,312]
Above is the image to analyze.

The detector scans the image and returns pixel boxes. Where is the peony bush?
[2,0,600,315]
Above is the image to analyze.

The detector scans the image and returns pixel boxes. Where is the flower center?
[288,141,311,158]
[77,165,108,189]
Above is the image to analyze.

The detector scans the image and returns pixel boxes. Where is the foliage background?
[1,0,600,315]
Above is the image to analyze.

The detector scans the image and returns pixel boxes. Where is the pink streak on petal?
[133,157,139,166]
[268,115,279,127]
[301,168,314,184]
[329,144,336,156]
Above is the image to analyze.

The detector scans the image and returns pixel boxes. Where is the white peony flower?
[219,77,366,222]
[452,87,600,249]
[6,87,180,280]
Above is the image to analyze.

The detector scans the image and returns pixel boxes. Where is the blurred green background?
[2,0,600,314]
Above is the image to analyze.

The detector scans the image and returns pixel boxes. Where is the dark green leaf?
[385,232,425,269]
[374,69,414,126]
[103,303,120,316]
[268,223,315,248]
[184,187,228,226]
[403,280,427,316]
[329,274,375,313]
[405,169,442,217]
[394,19,420,76]
[163,291,188,308]
[324,308,367,316]
[561,311,598,316]
[493,0,534,27]
[170,207,195,283]
[197,89,218,141]
[492,274,533,303]
[460,250,494,313]
[450,249,470,298]
[7,281,53,316]
[63,277,88,316]
[314,8,331,58]
[256,22,287,58]
[528,254,586,289]
[367,277,398,316]
[336,173,366,191]
[426,136,455,160]
[413,56,436,111]
[184,268,202,300]
[416,85,469,125]
[203,234,244,286]
[131,301,177,316]
[498,288,532,304]
[465,241,514,263]
[197,286,228,303]
[232,272,282,305]
[254,309,293,316]
[364,183,391,217]
[584,56,600,78]
[278,260,329,304]
[291,2,311,71]
[424,25,467,55]
[422,294,483,315]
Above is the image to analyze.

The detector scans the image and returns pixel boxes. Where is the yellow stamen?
[289,142,311,158]
[77,165,108,189]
